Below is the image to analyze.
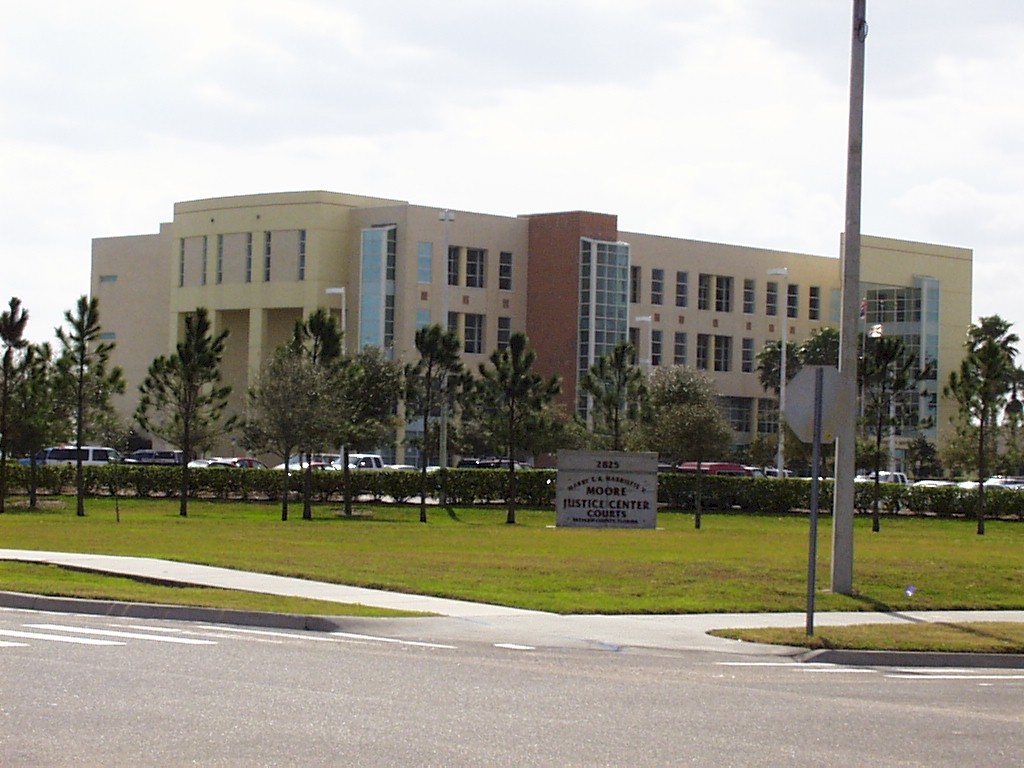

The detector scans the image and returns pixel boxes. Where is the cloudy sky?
[3,1,1022,344]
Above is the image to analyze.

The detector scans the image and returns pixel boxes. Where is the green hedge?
[3,461,1022,520]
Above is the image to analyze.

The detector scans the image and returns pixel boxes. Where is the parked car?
[125,449,184,465]
[32,445,124,466]
[676,462,756,477]
[456,457,530,470]
[855,471,909,485]
[912,479,954,488]
[205,457,267,469]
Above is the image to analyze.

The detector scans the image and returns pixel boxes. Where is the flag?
[859,298,867,320]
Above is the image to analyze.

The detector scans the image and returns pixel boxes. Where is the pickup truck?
[347,453,384,470]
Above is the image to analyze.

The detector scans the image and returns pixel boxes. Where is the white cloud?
[3,1,1024,344]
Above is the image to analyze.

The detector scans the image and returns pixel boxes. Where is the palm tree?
[404,324,463,522]
[944,315,1019,534]
[861,335,929,532]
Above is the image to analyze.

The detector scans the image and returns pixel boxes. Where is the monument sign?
[556,450,658,529]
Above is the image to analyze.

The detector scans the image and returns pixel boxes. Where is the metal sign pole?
[806,366,825,636]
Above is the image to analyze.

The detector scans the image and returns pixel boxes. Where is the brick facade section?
[525,211,619,409]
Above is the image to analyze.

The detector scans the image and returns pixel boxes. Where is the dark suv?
[125,449,184,465]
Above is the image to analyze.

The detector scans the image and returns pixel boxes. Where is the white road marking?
[329,630,457,650]
[25,624,217,645]
[0,629,123,646]
[494,643,536,651]
[0,640,29,647]
[885,673,1024,681]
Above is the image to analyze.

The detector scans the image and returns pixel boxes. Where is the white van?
[41,445,124,466]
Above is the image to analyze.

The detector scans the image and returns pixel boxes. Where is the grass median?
[1,497,1022,651]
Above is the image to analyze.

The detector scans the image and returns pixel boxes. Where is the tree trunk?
[302,451,313,520]
[343,446,353,516]
[694,458,703,530]
[977,411,986,536]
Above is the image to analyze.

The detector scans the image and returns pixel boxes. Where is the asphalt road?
[2,608,1023,767]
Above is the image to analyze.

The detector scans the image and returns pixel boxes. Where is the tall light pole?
[634,315,653,373]
[833,0,867,595]
[325,286,347,465]
[768,267,789,478]
[438,209,454,473]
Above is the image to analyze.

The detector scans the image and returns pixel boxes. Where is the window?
[698,274,712,310]
[714,335,732,372]
[809,286,821,320]
[673,332,687,366]
[466,248,486,288]
[297,230,306,281]
[200,236,208,286]
[499,252,513,290]
[263,232,272,282]
[766,281,778,316]
[721,397,752,434]
[715,276,733,312]
[385,227,396,282]
[650,329,663,366]
[696,333,710,370]
[630,266,641,304]
[416,308,430,329]
[245,233,253,283]
[417,242,433,284]
[447,311,458,334]
[743,279,755,314]
[628,326,640,358]
[216,234,224,284]
[464,313,484,354]
[675,271,688,308]
[787,284,799,319]
[448,246,460,286]
[758,398,779,434]
[99,274,118,284]
[178,240,185,287]
[384,294,395,347]
[651,268,664,305]
[742,337,755,373]
[497,316,512,350]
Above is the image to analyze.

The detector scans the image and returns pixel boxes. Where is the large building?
[92,190,972,465]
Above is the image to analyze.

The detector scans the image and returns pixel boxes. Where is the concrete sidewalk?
[2,548,1023,665]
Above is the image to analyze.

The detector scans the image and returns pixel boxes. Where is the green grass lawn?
[713,622,1024,653]
[2,496,1021,616]
[0,561,420,617]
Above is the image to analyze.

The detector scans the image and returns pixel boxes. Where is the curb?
[800,648,1024,669]
[0,591,343,632]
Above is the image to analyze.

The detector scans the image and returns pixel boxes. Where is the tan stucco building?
[92,190,972,466]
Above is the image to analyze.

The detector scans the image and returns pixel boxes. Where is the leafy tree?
[944,315,1019,534]
[7,343,61,508]
[333,347,402,516]
[579,340,649,451]
[470,332,560,524]
[0,298,29,513]
[54,296,125,517]
[861,335,932,531]
[755,339,801,396]
[641,366,734,529]
[287,309,346,519]
[136,307,233,518]
[404,325,463,522]
[904,435,942,480]
[798,327,840,366]
[244,348,331,521]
